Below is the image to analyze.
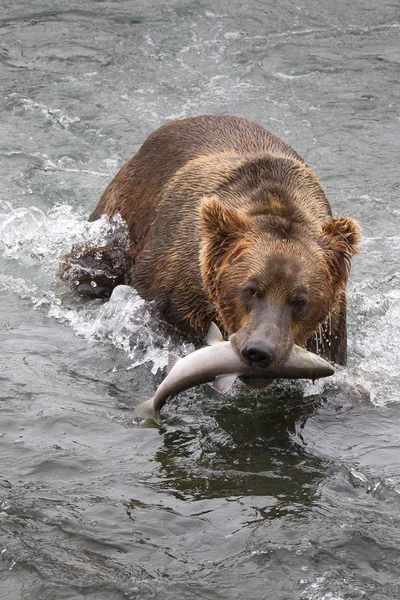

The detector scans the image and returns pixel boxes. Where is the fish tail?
[135,397,157,421]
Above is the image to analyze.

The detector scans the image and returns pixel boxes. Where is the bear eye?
[248,287,259,298]
[246,286,262,298]
[289,292,309,316]
[242,282,263,301]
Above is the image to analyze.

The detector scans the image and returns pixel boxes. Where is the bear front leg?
[59,233,131,299]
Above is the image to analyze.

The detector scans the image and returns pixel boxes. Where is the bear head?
[200,195,361,369]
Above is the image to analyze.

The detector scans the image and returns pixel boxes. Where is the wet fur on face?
[200,195,361,366]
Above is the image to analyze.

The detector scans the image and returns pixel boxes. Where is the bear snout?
[241,339,277,368]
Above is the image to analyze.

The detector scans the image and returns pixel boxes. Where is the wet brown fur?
[60,115,361,365]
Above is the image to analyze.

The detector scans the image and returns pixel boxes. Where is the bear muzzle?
[229,304,293,370]
[241,339,277,368]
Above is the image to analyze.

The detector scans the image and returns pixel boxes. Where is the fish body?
[135,324,334,421]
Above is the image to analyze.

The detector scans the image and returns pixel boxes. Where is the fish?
[135,323,334,421]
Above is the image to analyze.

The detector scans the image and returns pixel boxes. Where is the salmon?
[135,323,334,421]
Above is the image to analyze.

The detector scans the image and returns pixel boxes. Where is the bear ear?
[200,195,252,244]
[200,196,252,302]
[320,217,361,285]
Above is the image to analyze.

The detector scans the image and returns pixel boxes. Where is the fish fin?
[167,352,181,374]
[212,374,237,394]
[205,322,224,345]
[135,397,155,420]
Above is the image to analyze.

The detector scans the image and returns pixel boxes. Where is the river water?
[1,1,400,598]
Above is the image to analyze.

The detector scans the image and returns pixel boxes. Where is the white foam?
[346,285,400,405]
[18,97,81,129]
[0,204,125,266]
[300,574,346,600]
[0,205,171,373]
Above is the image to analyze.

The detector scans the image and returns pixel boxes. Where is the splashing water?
[0,201,399,402]
[0,204,176,373]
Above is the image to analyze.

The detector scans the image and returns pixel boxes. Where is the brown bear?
[60,115,361,367]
